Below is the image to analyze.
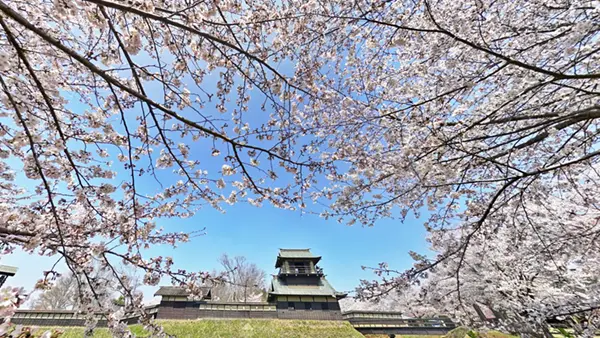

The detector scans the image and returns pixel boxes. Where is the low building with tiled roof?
[154,286,212,299]
[154,286,212,319]
[0,265,17,288]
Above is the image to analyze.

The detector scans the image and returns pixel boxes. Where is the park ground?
[41,319,363,337]
[37,319,598,337]
[35,319,516,338]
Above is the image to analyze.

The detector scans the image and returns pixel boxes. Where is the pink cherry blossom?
[0,0,597,335]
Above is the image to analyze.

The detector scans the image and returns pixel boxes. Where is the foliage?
[112,295,125,307]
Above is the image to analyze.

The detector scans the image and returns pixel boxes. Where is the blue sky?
[0,43,432,304]
[3,198,430,302]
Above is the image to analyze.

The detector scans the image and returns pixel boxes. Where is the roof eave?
[274,256,322,268]
[335,292,348,300]
[0,265,17,276]
[154,286,211,297]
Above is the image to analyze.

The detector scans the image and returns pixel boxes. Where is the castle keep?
[269,249,347,320]
[155,248,347,320]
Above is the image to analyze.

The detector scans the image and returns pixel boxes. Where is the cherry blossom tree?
[356,175,600,337]
[260,1,599,336]
[0,0,598,336]
[0,0,322,335]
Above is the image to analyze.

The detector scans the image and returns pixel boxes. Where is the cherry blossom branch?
[0,2,308,169]
[80,0,298,89]
[422,0,600,80]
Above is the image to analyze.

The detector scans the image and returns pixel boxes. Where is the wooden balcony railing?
[280,266,320,275]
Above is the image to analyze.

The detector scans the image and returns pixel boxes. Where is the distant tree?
[112,264,143,308]
[33,265,117,310]
[32,274,77,310]
[210,254,267,303]
[112,295,125,307]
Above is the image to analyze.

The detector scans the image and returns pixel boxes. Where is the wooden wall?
[156,301,202,320]
[156,299,343,321]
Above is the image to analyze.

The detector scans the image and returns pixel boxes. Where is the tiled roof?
[0,265,17,276]
[275,249,321,267]
[278,249,318,258]
[154,286,211,298]
[269,277,347,298]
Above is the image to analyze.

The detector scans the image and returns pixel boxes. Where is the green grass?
[443,327,518,338]
[364,329,518,338]
[365,335,444,338]
[40,319,365,338]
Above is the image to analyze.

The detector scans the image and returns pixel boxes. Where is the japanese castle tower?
[268,249,347,319]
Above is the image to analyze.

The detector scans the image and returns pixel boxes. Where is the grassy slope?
[43,319,365,338]
[364,330,518,338]
[365,336,443,338]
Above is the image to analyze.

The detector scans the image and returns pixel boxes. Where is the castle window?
[322,302,329,310]
[288,302,295,310]
[305,302,312,310]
